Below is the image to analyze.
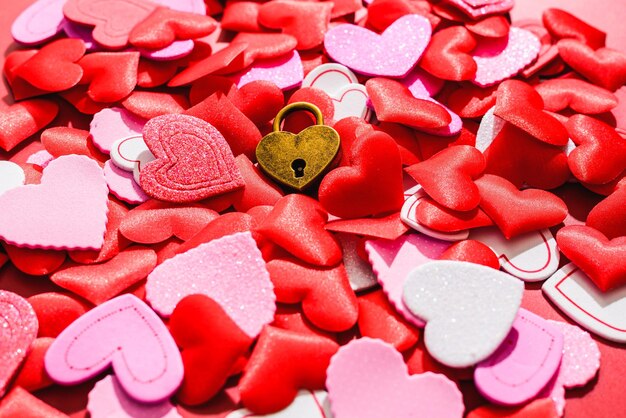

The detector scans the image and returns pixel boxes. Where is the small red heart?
[16,39,85,92]
[266,257,358,332]
[466,16,510,39]
[325,212,409,240]
[558,39,626,91]
[468,397,559,418]
[438,240,500,269]
[189,75,237,105]
[587,185,626,239]
[417,126,477,160]
[375,122,423,166]
[319,131,405,219]
[59,85,109,115]
[535,78,618,115]
[543,8,606,49]
[78,52,140,103]
[273,305,333,338]
[232,154,284,212]
[122,91,189,119]
[476,174,568,238]
[420,26,477,81]
[445,84,498,118]
[405,145,485,212]
[27,293,90,338]
[2,244,66,276]
[0,99,59,152]
[494,80,569,146]
[238,326,339,414]
[13,337,55,393]
[557,225,626,292]
[415,196,494,232]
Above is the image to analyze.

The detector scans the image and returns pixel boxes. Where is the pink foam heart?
[0,290,38,397]
[90,107,146,154]
[447,0,514,19]
[146,231,276,339]
[45,294,184,403]
[138,40,195,61]
[26,150,54,168]
[365,233,451,328]
[231,51,304,90]
[475,308,564,406]
[0,155,109,251]
[11,0,66,45]
[88,375,181,418]
[324,15,431,78]
[326,338,464,418]
[103,160,149,204]
[472,27,541,87]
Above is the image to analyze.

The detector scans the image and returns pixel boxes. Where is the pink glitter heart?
[324,15,431,78]
[0,291,38,397]
[90,107,146,154]
[446,0,514,19]
[231,51,304,90]
[11,0,66,45]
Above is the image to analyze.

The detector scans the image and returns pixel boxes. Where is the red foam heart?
[587,186,626,239]
[27,293,90,338]
[405,145,485,212]
[325,212,409,240]
[0,386,68,418]
[238,326,339,414]
[3,244,66,276]
[266,257,358,332]
[420,26,477,81]
[445,84,498,118]
[415,196,494,232]
[16,39,85,92]
[535,78,618,115]
[543,8,606,49]
[258,1,332,50]
[566,114,626,185]
[169,294,253,405]
[232,154,284,212]
[558,39,626,92]
[476,174,568,238]
[468,397,559,418]
[557,225,626,292]
[0,99,58,152]
[438,239,500,269]
[122,91,189,119]
[129,7,217,50]
[466,16,510,39]
[78,52,140,103]
[13,337,54,392]
[41,127,107,163]
[366,78,451,129]
[494,80,569,146]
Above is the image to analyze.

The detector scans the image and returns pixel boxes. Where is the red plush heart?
[534,78,618,114]
[40,127,107,162]
[325,212,409,240]
[16,39,85,92]
[366,78,451,129]
[4,50,49,100]
[258,1,332,50]
[494,80,569,146]
[129,7,217,50]
[225,32,298,73]
[445,84,498,118]
[266,257,358,332]
[438,239,500,269]
[415,196,494,232]
[566,114,626,184]
[169,42,248,87]
[466,16,510,39]
[2,244,66,276]
[0,387,67,418]
[27,293,90,338]
[137,58,179,88]
[543,8,606,49]
[367,0,436,32]
[221,1,263,32]
[587,185,626,239]
[557,225,626,292]
[232,154,284,212]
[420,26,477,81]
[238,326,339,414]
[558,39,626,91]
[122,91,189,119]
[232,80,285,127]
[256,194,342,267]
[169,295,253,405]
[0,99,58,152]
[78,52,140,103]
[319,131,404,219]
[468,397,559,418]
[13,337,54,392]
[375,122,422,166]
[476,174,568,238]
[405,145,485,212]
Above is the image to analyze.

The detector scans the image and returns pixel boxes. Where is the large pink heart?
[0,291,38,397]
[324,15,431,78]
[326,338,464,418]
[45,294,183,403]
[0,155,109,251]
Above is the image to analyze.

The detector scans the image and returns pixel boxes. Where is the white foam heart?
[331,83,371,121]
[0,161,25,197]
[403,260,524,368]
[110,135,153,172]
[302,63,358,92]
[226,390,331,418]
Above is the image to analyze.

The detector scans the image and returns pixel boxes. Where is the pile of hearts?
[0,0,625,416]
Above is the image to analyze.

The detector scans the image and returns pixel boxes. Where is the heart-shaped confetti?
[11,0,66,45]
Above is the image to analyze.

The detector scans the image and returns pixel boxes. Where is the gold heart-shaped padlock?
[256,102,341,191]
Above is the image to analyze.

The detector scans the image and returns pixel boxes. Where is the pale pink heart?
[446,0,514,19]
[26,150,54,168]
[326,338,464,418]
[474,308,564,406]
[472,27,541,87]
[324,15,431,78]
[138,40,195,61]
[11,0,66,45]
[146,232,276,339]
[88,375,181,418]
[0,290,38,397]
[365,233,450,328]
[90,107,146,154]
[103,160,149,204]
[231,51,304,90]
[45,294,183,403]
[0,155,109,251]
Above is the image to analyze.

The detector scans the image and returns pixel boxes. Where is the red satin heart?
[40,127,107,163]
[466,16,510,39]
[13,337,54,392]
[282,87,335,133]
[175,212,256,255]
[476,174,568,238]
[366,78,451,129]
[2,244,66,276]
[468,397,559,418]
[59,85,109,115]
[318,131,404,219]
[587,186,626,239]
[494,80,569,146]
[232,81,285,127]
[417,126,477,160]
[272,305,333,338]
[405,145,485,212]
[258,1,332,50]
[224,32,298,74]
[266,257,358,332]
[325,212,409,240]
[78,52,140,103]
[122,91,189,119]
[238,326,339,414]
[415,196,494,232]
[535,78,618,114]
[0,386,68,418]
[189,75,237,105]
[222,1,263,32]
[445,84,497,118]
[566,114,626,185]
[3,50,48,100]
[557,225,626,292]
[129,7,217,50]
[16,39,85,92]
[438,239,500,269]
[169,295,253,405]
[136,58,178,88]
[332,117,371,166]
[542,8,606,49]
[558,39,626,92]
[367,0,436,32]
[169,42,248,87]
[232,154,284,212]
[375,122,423,166]
[0,99,58,152]
[420,26,477,81]
[27,292,90,338]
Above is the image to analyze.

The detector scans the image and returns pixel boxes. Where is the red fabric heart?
[417,126,477,160]
[0,386,68,418]
[189,75,237,105]
[272,305,333,338]
[494,80,569,146]
[319,131,404,219]
[557,225,626,292]
[587,185,626,239]
[405,145,485,212]
[222,1,263,32]
[169,43,248,87]
[40,127,107,163]
[375,122,423,166]
[225,32,298,73]
[445,84,498,119]
[542,8,606,49]
[238,326,339,414]
[2,244,66,276]
[232,154,284,212]
[136,58,178,88]
[122,91,189,119]
[282,87,335,133]
[231,80,285,127]
[13,337,54,392]
[3,49,47,101]
[258,1,332,50]
[266,257,358,332]
[332,117,371,166]
[566,114,626,184]
[366,0,436,32]
[558,39,626,91]
[438,239,500,269]
[59,85,109,115]
[169,294,253,405]
[16,39,85,92]
[175,212,255,255]
[420,26,477,81]
[28,293,90,338]
[415,196,494,232]
[476,174,568,238]
[468,397,559,418]
[466,16,510,39]
[0,99,58,152]
[129,7,217,50]
[325,212,409,240]
[535,78,618,114]
[78,52,140,103]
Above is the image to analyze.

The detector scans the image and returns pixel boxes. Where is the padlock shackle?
[272,102,325,132]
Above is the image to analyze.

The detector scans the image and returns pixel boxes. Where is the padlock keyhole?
[291,158,306,178]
